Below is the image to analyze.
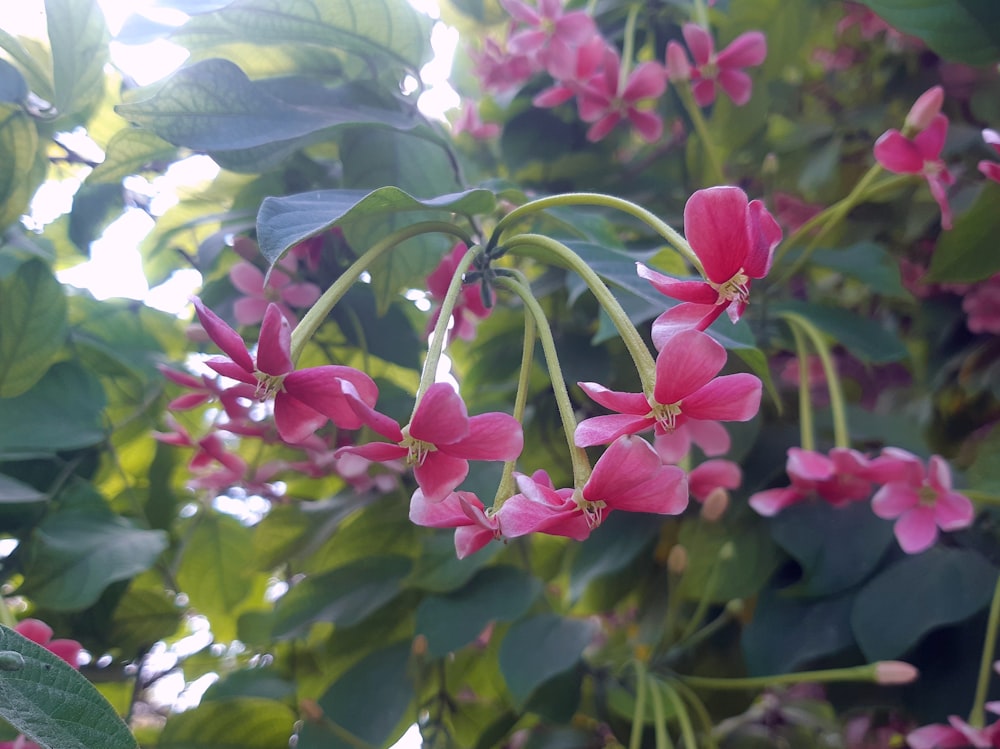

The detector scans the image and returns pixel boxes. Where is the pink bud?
[905,85,944,133]
[874,661,919,685]
[665,40,691,82]
[700,487,730,522]
[667,544,688,574]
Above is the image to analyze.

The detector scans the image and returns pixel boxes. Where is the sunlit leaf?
[0,105,40,230]
[0,60,28,103]
[86,128,176,185]
[45,0,109,117]
[158,698,295,749]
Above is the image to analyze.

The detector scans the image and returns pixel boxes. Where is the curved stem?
[290,222,472,363]
[629,661,649,749]
[676,83,726,186]
[647,674,675,749]
[660,681,698,749]
[490,194,700,273]
[667,678,718,749]
[677,542,732,644]
[493,309,536,509]
[681,663,884,690]
[498,274,593,488]
[969,573,1000,728]
[788,321,816,452]
[503,234,658,395]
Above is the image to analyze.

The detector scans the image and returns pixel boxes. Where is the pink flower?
[670,24,767,107]
[336,381,523,503]
[907,709,1000,749]
[574,328,761,448]
[654,418,731,463]
[13,619,82,668]
[905,85,944,133]
[748,447,877,516]
[409,489,502,559]
[963,274,1000,334]
[229,258,320,326]
[426,243,493,342]
[501,0,597,78]
[193,299,379,444]
[153,414,248,478]
[533,35,608,108]
[158,365,252,420]
[979,128,1000,183]
[499,436,688,537]
[688,459,742,502]
[873,113,955,229]
[469,35,538,94]
[452,101,501,140]
[577,48,666,143]
[772,192,824,234]
[639,186,782,333]
[870,449,975,554]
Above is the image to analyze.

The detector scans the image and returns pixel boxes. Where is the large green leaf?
[775,300,909,364]
[851,547,996,660]
[925,183,1000,284]
[19,509,168,611]
[499,614,598,709]
[0,60,28,103]
[0,104,40,230]
[158,698,295,749]
[85,128,177,185]
[0,362,106,457]
[568,513,661,602]
[271,555,411,638]
[0,624,137,749]
[0,29,53,103]
[116,60,419,152]
[257,186,495,266]
[0,259,67,398]
[175,0,433,72]
[297,642,414,749]
[415,566,542,656]
[108,587,183,655]
[860,0,1000,65]
[45,0,109,117]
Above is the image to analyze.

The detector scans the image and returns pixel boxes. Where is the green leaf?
[568,513,660,602]
[0,29,54,103]
[0,362,106,457]
[0,473,45,503]
[0,104,40,230]
[86,128,176,185]
[176,0,433,73]
[859,0,1000,65]
[0,624,137,749]
[925,183,1000,283]
[68,183,124,253]
[770,501,896,597]
[158,698,295,749]
[851,547,997,660]
[19,508,167,611]
[0,259,68,398]
[257,186,494,267]
[499,614,598,709]
[202,670,295,703]
[331,285,423,370]
[116,60,418,151]
[109,587,182,655]
[45,0,109,117]
[404,530,501,594]
[297,642,414,749]
[775,300,909,364]
[0,60,28,103]
[415,566,542,656]
[810,242,906,298]
[272,555,411,638]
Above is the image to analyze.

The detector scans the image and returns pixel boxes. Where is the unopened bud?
[665,40,691,82]
[412,634,428,657]
[904,85,944,133]
[874,660,919,685]
[299,698,324,722]
[667,544,688,574]
[762,152,779,176]
[700,488,730,522]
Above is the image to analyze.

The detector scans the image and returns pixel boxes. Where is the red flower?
[669,24,767,107]
[574,328,761,448]
[193,299,378,444]
[638,186,782,332]
[13,619,81,668]
[748,447,876,516]
[873,114,955,229]
[577,48,666,143]
[409,489,502,559]
[336,382,523,503]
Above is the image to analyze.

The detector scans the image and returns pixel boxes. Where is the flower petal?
[578,381,649,414]
[716,31,767,69]
[415,451,469,503]
[683,186,753,285]
[441,412,523,460]
[687,419,731,456]
[409,489,475,528]
[894,506,938,554]
[716,68,753,106]
[653,328,727,404]
[871,483,919,519]
[233,297,269,326]
[637,263,719,304]
[575,413,653,447]
[336,442,408,463]
[256,304,294,376]
[629,109,664,143]
[689,459,742,501]
[455,526,497,558]
[409,383,469,445]
[285,366,377,430]
[623,61,666,101]
[339,380,403,441]
[913,113,948,159]
[229,262,265,295]
[874,130,924,174]
[935,490,974,531]
[192,297,255,374]
[682,23,715,66]
[273,393,328,444]
[585,436,689,515]
[650,304,720,349]
[743,199,783,279]
[677,373,762,422]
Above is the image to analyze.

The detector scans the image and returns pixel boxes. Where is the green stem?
[490,193,701,274]
[504,234,658,395]
[691,0,710,27]
[677,542,732,644]
[965,491,1000,506]
[290,222,472,363]
[414,247,479,406]
[667,678,719,749]
[969,573,1000,728]
[788,321,816,452]
[493,308,536,509]
[681,663,885,690]
[648,674,675,749]
[660,681,698,749]
[676,83,726,186]
[780,312,849,448]
[669,600,740,660]
[619,5,640,94]
[498,274,593,488]
[629,661,649,749]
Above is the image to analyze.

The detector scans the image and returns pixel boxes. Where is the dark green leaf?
[775,300,908,364]
[404,530,501,594]
[859,0,1000,65]
[415,566,542,656]
[109,588,182,655]
[0,624,137,749]
[297,642,413,749]
[331,285,423,370]
[499,614,598,709]
[0,362,106,457]
[272,555,411,638]
[0,104,40,230]
[810,242,907,298]
[68,183,124,253]
[925,183,1000,283]
[0,60,28,103]
[19,509,168,611]
[86,129,176,185]
[771,501,895,597]
[851,547,996,660]
[569,513,660,602]
[45,0,109,117]
[257,186,494,267]
[116,60,418,151]
[202,670,295,703]
[158,698,295,749]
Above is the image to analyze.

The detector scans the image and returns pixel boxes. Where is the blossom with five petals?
[576,48,666,143]
[336,381,523,503]
[748,447,877,516]
[574,328,761,448]
[193,298,379,444]
[409,489,502,559]
[666,24,767,107]
[873,113,955,229]
[638,186,782,333]
[501,0,597,78]
[229,258,320,326]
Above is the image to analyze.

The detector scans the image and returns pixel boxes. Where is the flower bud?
[700,487,730,522]
[904,85,944,133]
[874,660,919,685]
[665,40,691,82]
[667,543,688,574]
